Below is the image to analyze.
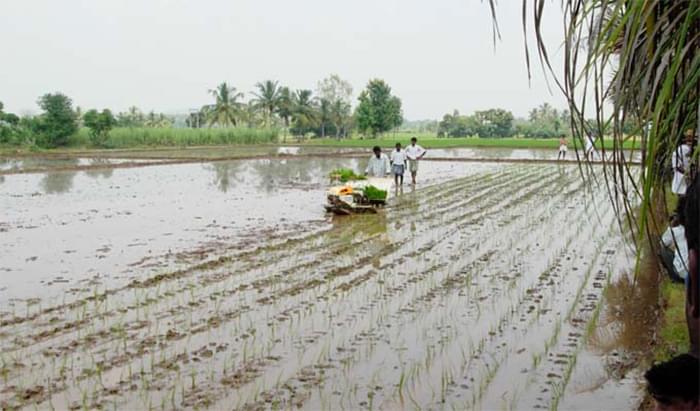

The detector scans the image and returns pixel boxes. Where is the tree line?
[189,76,403,139]
[0,75,404,148]
[437,103,571,139]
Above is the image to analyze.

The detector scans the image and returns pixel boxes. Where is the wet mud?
[0,152,644,410]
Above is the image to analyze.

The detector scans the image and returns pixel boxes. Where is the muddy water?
[0,157,488,305]
[0,156,643,410]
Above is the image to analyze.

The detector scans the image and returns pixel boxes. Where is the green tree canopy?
[116,106,145,127]
[474,108,514,138]
[437,110,479,137]
[276,87,293,127]
[36,93,78,147]
[251,80,282,126]
[354,79,402,137]
[205,82,244,127]
[83,109,117,147]
[317,74,353,138]
[290,89,316,136]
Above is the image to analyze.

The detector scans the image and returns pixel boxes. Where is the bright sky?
[0,0,567,120]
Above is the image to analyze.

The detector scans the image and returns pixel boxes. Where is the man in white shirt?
[364,146,390,177]
[390,142,406,186]
[585,134,599,161]
[671,132,693,195]
[660,213,689,283]
[404,137,427,185]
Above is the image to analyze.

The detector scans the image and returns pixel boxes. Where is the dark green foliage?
[252,80,282,126]
[437,110,480,137]
[439,104,572,138]
[83,109,117,147]
[473,108,514,138]
[117,106,146,127]
[437,108,514,138]
[204,83,245,127]
[35,93,78,147]
[289,89,317,136]
[0,101,21,144]
[355,79,403,137]
[515,103,569,138]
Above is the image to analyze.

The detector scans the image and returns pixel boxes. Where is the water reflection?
[41,158,79,194]
[209,162,244,192]
[84,159,114,179]
[247,157,361,193]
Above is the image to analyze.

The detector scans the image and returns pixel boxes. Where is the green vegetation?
[655,280,689,361]
[251,80,282,127]
[74,127,279,148]
[329,168,366,183]
[517,103,569,138]
[118,107,172,128]
[438,104,568,139]
[83,109,117,147]
[301,134,639,150]
[362,185,388,201]
[203,82,245,127]
[355,79,403,137]
[35,93,79,147]
[317,74,353,138]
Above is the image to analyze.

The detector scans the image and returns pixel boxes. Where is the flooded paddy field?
[0,154,645,410]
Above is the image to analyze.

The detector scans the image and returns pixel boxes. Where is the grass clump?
[655,279,689,361]
[329,168,366,182]
[362,185,387,201]
[72,127,279,148]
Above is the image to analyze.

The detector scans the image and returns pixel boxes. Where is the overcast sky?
[1,0,567,120]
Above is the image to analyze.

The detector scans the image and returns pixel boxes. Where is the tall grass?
[72,127,279,148]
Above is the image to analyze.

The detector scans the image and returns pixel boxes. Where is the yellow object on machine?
[324,177,391,215]
[328,186,354,196]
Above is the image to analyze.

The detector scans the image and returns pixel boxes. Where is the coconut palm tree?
[290,89,316,135]
[495,0,700,361]
[144,111,172,128]
[205,82,244,127]
[251,80,281,126]
[316,98,333,138]
[488,1,699,245]
[276,87,293,128]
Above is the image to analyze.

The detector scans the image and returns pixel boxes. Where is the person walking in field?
[557,136,568,160]
[364,145,390,177]
[585,133,599,161]
[390,142,407,186]
[404,137,427,185]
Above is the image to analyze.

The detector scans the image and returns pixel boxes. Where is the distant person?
[364,146,390,177]
[644,354,699,411]
[404,137,427,185]
[671,132,693,196]
[660,213,688,284]
[390,142,407,186]
[585,134,599,160]
[558,136,568,160]
[684,176,699,357]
